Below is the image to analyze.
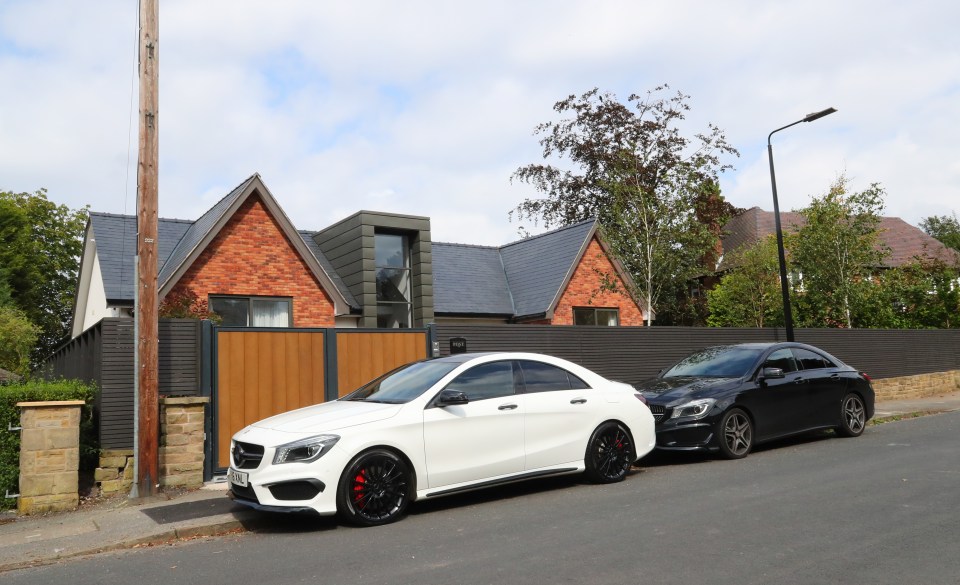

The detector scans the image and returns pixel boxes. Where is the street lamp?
[767,107,837,342]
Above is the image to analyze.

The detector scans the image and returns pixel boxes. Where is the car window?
[444,361,516,401]
[343,360,461,403]
[664,346,765,378]
[792,348,834,370]
[518,360,591,393]
[763,349,799,373]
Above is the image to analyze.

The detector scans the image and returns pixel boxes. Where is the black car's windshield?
[663,347,765,378]
[343,360,460,404]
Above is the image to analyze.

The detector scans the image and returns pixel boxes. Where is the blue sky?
[1,0,958,245]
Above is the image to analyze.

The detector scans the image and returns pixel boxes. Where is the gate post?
[16,400,84,515]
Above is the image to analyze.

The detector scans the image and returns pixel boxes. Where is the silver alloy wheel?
[723,411,752,456]
[842,395,866,434]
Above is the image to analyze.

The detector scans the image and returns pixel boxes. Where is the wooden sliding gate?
[214,328,429,469]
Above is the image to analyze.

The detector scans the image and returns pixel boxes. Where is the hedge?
[0,379,98,510]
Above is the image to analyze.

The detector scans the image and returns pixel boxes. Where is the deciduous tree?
[788,177,888,328]
[920,213,960,253]
[706,235,783,328]
[0,190,88,365]
[512,87,739,325]
[0,305,38,377]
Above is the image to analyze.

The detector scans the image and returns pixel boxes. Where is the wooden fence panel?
[215,330,327,469]
[335,331,429,397]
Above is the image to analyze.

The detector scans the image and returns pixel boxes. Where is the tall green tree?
[0,189,88,365]
[706,235,783,328]
[511,86,739,325]
[788,177,888,328]
[920,213,960,253]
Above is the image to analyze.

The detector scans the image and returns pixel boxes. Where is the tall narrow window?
[375,233,412,328]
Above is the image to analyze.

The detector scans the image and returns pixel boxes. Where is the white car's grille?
[232,441,264,470]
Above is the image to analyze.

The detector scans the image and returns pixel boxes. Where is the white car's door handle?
[498,403,518,411]
[570,398,587,404]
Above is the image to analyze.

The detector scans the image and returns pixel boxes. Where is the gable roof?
[720,206,960,270]
[88,174,356,313]
[433,219,637,320]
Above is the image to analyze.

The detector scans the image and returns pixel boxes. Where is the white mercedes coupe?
[227,352,656,526]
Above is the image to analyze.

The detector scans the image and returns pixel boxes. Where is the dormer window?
[375,232,412,328]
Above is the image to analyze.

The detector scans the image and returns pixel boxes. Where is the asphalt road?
[7,411,960,585]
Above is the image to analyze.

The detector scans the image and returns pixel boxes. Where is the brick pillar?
[16,400,85,516]
[159,397,210,488]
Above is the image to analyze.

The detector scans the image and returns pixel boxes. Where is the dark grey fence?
[41,318,202,449]
[432,325,960,384]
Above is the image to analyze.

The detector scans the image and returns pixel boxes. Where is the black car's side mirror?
[437,389,469,407]
[758,367,785,385]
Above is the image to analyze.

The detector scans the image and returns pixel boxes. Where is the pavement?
[2,390,959,573]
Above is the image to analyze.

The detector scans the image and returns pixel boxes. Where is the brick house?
[70,174,645,337]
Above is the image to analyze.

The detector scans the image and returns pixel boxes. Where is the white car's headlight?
[670,398,716,420]
[273,435,340,464]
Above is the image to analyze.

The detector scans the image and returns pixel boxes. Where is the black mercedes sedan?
[637,343,875,459]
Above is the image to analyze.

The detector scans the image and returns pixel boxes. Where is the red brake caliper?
[353,469,366,503]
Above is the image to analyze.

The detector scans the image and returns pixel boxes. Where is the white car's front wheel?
[337,449,412,526]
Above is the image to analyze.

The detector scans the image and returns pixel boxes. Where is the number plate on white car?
[228,468,248,487]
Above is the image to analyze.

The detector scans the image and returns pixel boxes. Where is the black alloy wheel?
[584,422,634,483]
[718,408,753,460]
[837,393,866,437]
[337,449,411,526]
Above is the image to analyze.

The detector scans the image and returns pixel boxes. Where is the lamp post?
[767,107,837,342]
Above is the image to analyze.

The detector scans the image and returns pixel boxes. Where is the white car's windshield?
[664,347,764,379]
[343,361,461,404]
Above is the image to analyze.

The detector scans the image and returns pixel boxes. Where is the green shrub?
[0,379,98,510]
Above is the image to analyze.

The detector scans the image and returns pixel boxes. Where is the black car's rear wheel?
[718,408,753,460]
[837,393,866,437]
[584,422,634,483]
[337,449,411,526]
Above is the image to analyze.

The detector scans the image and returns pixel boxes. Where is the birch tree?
[788,176,888,328]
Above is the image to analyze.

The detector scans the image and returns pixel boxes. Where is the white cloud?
[2,0,959,251]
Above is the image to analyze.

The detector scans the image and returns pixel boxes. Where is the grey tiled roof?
[89,213,192,303]
[432,243,515,315]
[433,219,597,318]
[500,220,595,318]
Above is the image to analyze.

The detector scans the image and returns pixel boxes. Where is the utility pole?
[135,0,160,497]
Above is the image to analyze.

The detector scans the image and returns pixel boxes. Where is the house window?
[209,295,292,327]
[573,307,619,326]
[375,232,412,328]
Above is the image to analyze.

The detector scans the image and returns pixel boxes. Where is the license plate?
[228,468,248,487]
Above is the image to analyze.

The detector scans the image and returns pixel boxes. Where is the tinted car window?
[664,346,765,378]
[764,349,799,373]
[519,360,590,392]
[444,361,516,401]
[793,348,834,370]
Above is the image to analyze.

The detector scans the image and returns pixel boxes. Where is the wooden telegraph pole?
[136,0,160,497]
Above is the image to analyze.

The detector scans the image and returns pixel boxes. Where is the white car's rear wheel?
[584,422,634,483]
